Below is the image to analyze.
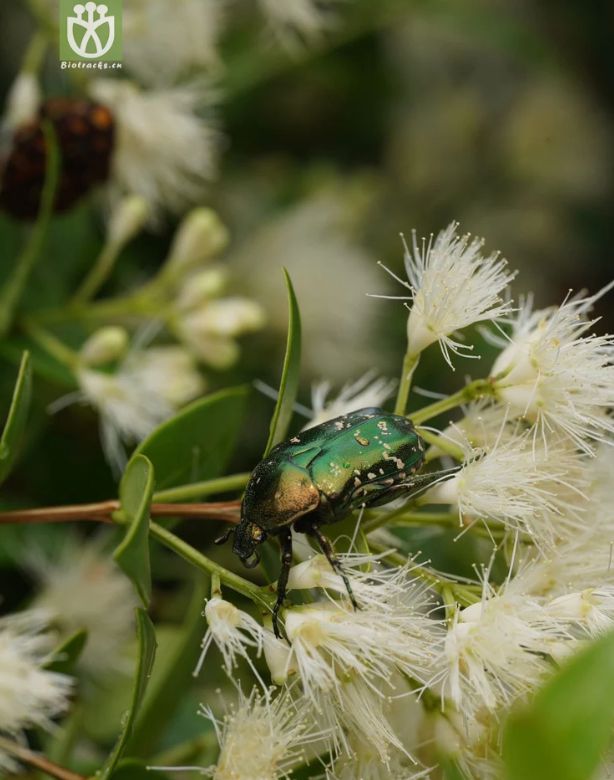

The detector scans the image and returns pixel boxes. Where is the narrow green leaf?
[128,574,208,756]
[134,386,248,489]
[99,609,157,780]
[115,455,155,606]
[503,629,614,780]
[0,351,32,485]
[44,629,88,675]
[263,269,302,456]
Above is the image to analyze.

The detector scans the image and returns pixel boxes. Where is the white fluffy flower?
[430,710,502,780]
[198,688,319,780]
[442,591,564,714]
[424,432,589,545]
[547,588,614,636]
[89,79,218,218]
[0,611,72,769]
[379,222,515,367]
[124,0,222,85]
[327,755,430,780]
[279,573,443,761]
[490,287,614,453]
[121,345,205,407]
[306,373,397,428]
[195,597,281,682]
[58,343,203,472]
[326,680,428,779]
[28,536,137,677]
[287,552,427,614]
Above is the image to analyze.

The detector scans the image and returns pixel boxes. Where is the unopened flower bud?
[262,622,295,685]
[107,195,149,247]
[176,268,229,311]
[287,555,338,591]
[80,327,129,366]
[165,208,229,274]
[188,298,266,338]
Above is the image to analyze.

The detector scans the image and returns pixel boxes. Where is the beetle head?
[232,520,267,568]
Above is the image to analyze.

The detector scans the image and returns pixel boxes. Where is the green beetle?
[218,407,456,637]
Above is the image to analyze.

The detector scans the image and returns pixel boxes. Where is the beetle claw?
[243,550,261,568]
[214,527,235,546]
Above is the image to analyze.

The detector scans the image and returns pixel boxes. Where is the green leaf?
[263,269,301,456]
[99,609,157,780]
[503,629,614,780]
[0,351,32,485]
[134,386,248,489]
[115,455,155,606]
[44,629,88,675]
[128,575,208,756]
[108,758,169,779]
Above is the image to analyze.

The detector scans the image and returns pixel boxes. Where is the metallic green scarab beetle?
[218,407,455,637]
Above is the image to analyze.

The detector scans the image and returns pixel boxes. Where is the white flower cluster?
[50,208,264,472]
[0,610,72,770]
[28,535,137,678]
[197,555,443,776]
[189,222,614,778]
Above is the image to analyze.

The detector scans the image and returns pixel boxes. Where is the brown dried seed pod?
[0,97,115,220]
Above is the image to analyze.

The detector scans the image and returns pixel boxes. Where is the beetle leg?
[272,527,293,640]
[214,527,235,545]
[310,524,359,612]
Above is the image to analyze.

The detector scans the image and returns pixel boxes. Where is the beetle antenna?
[214,527,235,545]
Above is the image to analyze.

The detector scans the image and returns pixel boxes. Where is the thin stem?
[394,351,420,416]
[22,319,80,368]
[31,291,163,326]
[0,736,85,780]
[363,510,459,535]
[0,122,59,337]
[149,521,273,608]
[411,378,495,426]
[25,0,58,36]
[23,29,48,73]
[71,242,122,305]
[141,502,240,522]
[0,501,117,524]
[0,501,240,525]
[418,428,466,461]
[154,473,251,502]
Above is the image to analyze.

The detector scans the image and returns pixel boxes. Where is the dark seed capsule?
[0,97,115,220]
